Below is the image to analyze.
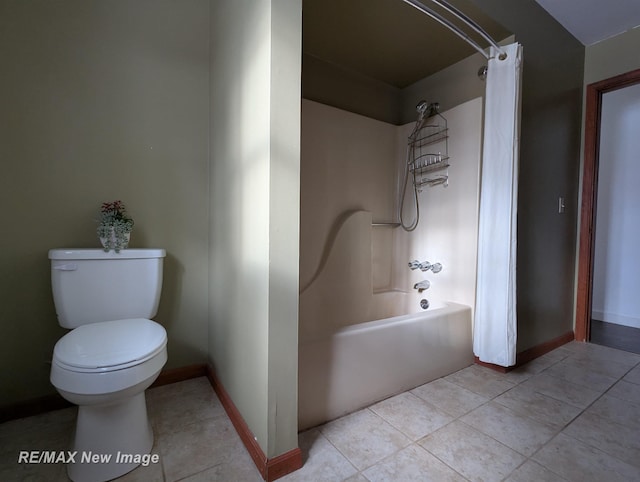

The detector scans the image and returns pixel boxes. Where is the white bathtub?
[298,301,474,430]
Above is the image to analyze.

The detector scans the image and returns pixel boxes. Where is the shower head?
[416,101,439,120]
[416,100,429,119]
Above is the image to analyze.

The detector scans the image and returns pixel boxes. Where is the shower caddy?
[408,105,449,189]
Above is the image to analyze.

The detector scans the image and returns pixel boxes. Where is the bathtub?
[298,301,474,430]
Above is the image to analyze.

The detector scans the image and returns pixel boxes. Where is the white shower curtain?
[474,42,523,367]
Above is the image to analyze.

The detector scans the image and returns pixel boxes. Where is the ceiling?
[303,0,511,88]
[534,0,640,46]
[303,0,640,89]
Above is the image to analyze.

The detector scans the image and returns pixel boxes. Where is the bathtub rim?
[299,300,471,344]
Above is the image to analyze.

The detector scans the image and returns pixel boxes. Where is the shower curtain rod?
[400,0,507,60]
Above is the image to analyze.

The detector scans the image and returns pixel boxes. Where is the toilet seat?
[53,318,167,373]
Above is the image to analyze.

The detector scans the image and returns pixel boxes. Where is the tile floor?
[1,341,640,481]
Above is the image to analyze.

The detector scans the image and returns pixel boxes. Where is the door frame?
[575,67,640,341]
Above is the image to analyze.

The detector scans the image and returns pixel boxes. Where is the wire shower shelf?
[408,109,449,189]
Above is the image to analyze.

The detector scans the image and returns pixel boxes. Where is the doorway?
[575,68,640,354]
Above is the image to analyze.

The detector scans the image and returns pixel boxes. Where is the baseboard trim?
[0,393,73,424]
[264,448,303,481]
[516,331,575,366]
[474,358,509,373]
[150,363,207,388]
[591,310,640,329]
[1,363,208,424]
[475,330,575,372]
[205,365,302,481]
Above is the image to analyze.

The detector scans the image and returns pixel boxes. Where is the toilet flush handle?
[53,263,77,271]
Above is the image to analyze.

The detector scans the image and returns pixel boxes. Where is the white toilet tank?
[49,249,166,329]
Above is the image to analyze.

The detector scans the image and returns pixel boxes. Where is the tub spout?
[413,280,431,293]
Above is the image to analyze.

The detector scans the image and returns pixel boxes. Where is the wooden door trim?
[575,68,640,341]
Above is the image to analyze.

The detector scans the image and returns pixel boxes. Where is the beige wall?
[0,0,210,408]
[209,0,301,458]
[584,27,640,84]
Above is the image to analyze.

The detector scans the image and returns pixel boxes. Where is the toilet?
[48,248,168,482]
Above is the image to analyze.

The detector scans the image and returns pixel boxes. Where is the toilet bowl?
[48,249,167,482]
[51,318,167,482]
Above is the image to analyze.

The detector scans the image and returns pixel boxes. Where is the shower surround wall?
[300,97,483,341]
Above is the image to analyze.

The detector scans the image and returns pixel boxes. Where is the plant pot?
[99,228,131,253]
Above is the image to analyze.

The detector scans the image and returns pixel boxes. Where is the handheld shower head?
[416,100,429,120]
[416,101,440,120]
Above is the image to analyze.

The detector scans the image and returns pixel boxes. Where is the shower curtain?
[474,42,523,367]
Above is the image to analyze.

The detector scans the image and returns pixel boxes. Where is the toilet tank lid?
[49,249,166,260]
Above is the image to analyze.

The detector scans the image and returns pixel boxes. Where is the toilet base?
[67,392,154,482]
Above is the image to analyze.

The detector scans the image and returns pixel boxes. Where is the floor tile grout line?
[443,376,516,400]
[526,357,640,474]
[353,407,414,471]
[314,421,366,476]
[606,382,640,407]
[368,391,457,442]
[523,369,613,410]
[556,357,638,431]
[173,462,224,482]
[492,398,581,434]
[557,428,640,471]
[498,458,532,482]
[565,354,640,375]
[418,419,523,481]
[411,438,472,482]
[525,422,579,479]
[571,355,640,369]
[480,392,596,481]
[503,450,571,482]
[460,413,554,461]
[161,457,167,482]
[565,383,640,435]
[616,362,640,382]
[479,397,567,437]
[320,406,463,477]
[410,377,492,417]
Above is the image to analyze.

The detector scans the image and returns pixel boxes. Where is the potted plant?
[97,200,134,252]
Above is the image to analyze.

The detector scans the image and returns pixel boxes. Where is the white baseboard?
[592,310,640,329]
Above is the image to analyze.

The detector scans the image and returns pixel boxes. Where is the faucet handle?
[408,260,421,270]
[431,263,442,274]
[419,261,431,272]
